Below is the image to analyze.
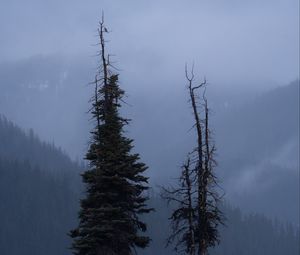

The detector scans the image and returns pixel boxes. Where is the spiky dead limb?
[162,66,224,255]
[161,157,196,255]
[186,66,224,255]
[185,65,207,255]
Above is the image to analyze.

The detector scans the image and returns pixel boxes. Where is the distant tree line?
[0,129,298,254]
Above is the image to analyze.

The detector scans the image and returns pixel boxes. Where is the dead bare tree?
[162,66,223,255]
[186,66,223,255]
[161,156,196,255]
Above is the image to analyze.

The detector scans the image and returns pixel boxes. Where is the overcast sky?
[0,1,298,222]
[0,0,299,87]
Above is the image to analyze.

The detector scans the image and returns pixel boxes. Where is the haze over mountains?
[0,55,299,225]
[0,116,79,254]
[0,116,298,255]
[215,81,299,224]
[0,0,298,254]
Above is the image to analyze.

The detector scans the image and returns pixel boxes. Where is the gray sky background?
[0,0,299,87]
[0,0,298,223]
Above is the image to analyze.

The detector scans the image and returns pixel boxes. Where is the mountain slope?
[0,118,298,254]
[142,198,299,255]
[0,158,78,255]
[0,55,92,158]
[215,80,299,224]
[0,116,82,254]
[0,115,82,176]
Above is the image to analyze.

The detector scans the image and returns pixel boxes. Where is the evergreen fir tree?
[70,18,152,255]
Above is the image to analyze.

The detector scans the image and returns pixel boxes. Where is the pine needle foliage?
[70,18,152,255]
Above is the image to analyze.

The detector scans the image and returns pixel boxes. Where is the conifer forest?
[0,1,299,254]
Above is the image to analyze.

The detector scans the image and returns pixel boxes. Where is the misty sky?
[0,0,299,87]
[0,0,299,224]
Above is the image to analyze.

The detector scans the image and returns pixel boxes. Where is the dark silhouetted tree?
[162,66,223,255]
[162,156,196,255]
[70,17,152,255]
[187,67,223,255]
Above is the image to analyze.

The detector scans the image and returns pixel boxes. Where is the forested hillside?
[0,158,77,255]
[0,116,298,254]
[0,116,81,254]
[0,0,298,253]
[0,115,82,175]
[144,198,299,255]
[215,81,299,224]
